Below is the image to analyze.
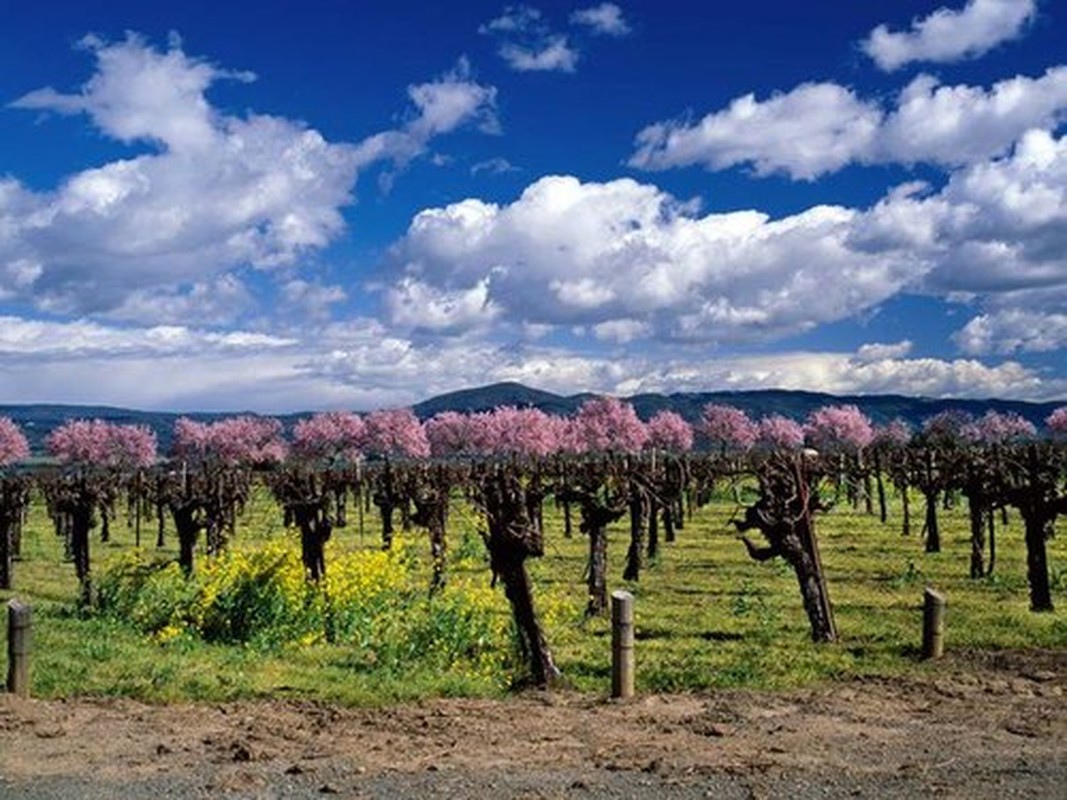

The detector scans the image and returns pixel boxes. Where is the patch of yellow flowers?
[98,534,515,687]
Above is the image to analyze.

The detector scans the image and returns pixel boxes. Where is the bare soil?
[2,649,1065,799]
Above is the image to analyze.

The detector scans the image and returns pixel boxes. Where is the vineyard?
[1,400,1066,702]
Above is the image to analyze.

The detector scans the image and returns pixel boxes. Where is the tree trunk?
[587,521,608,616]
[499,554,559,686]
[379,502,394,549]
[793,545,837,643]
[374,463,396,550]
[294,504,331,582]
[480,468,560,687]
[735,455,836,643]
[0,480,22,590]
[412,473,450,594]
[1023,515,1054,612]
[170,501,201,578]
[334,487,347,528]
[662,502,675,545]
[874,451,887,524]
[155,477,167,548]
[923,490,941,553]
[793,471,837,643]
[11,501,23,560]
[987,507,996,576]
[900,483,911,536]
[622,483,647,582]
[71,502,94,607]
[428,515,446,593]
[968,495,986,579]
[646,495,659,561]
[1005,445,1061,613]
[574,491,627,617]
[0,509,13,591]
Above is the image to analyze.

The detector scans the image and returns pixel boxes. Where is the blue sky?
[1,0,1065,412]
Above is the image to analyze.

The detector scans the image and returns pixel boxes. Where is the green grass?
[2,482,1065,703]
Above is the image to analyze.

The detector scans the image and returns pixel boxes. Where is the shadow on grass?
[699,630,745,642]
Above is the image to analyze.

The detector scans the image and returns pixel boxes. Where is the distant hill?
[412,381,594,418]
[413,382,1063,431]
[2,382,1063,454]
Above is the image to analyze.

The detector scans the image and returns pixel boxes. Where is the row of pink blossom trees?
[3,399,1065,614]
[5,401,1062,475]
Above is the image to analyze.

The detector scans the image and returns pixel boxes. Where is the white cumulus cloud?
[854,341,914,363]
[862,0,1037,72]
[630,67,1067,179]
[631,82,881,180]
[384,276,500,334]
[390,124,1067,360]
[387,174,928,340]
[2,35,497,318]
[954,309,1067,354]
[855,129,1067,301]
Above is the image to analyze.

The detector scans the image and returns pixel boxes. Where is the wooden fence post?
[611,590,634,699]
[922,587,945,660]
[7,599,31,697]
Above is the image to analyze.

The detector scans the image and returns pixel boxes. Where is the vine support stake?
[922,587,946,660]
[6,598,31,697]
[611,590,635,699]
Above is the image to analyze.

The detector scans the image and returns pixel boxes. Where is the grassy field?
[2,480,1065,704]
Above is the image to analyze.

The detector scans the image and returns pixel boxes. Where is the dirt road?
[2,649,1065,799]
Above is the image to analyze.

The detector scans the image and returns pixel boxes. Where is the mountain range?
[2,382,1063,454]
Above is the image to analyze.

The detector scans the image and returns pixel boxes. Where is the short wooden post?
[611,590,634,699]
[922,587,945,660]
[7,599,31,697]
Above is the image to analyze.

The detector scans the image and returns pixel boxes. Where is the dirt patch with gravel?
[2,649,1065,799]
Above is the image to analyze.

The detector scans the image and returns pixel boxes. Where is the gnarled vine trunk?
[476,466,560,687]
[735,454,837,643]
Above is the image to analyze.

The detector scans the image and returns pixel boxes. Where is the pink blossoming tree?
[425,411,479,458]
[1048,407,1067,438]
[756,415,805,450]
[291,411,365,464]
[173,416,286,467]
[804,405,874,454]
[363,409,431,460]
[645,411,694,452]
[0,418,30,590]
[362,409,430,549]
[870,418,912,526]
[572,397,648,454]
[698,405,757,453]
[484,406,563,458]
[0,417,30,467]
[45,419,158,604]
[972,411,1037,444]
